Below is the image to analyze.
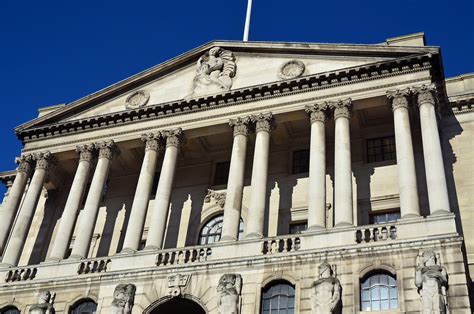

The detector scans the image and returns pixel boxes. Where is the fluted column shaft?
[415,85,450,214]
[122,134,160,252]
[70,141,117,259]
[1,152,51,266]
[388,90,420,218]
[48,145,94,261]
[145,129,182,250]
[0,156,32,254]
[246,113,272,239]
[221,117,250,242]
[305,104,328,230]
[332,99,353,227]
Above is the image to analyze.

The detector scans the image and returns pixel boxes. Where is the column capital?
[305,103,328,123]
[387,89,411,111]
[33,151,53,170]
[15,154,34,174]
[250,112,273,133]
[76,144,95,163]
[329,98,352,120]
[95,140,119,160]
[412,84,437,106]
[161,128,183,148]
[141,133,161,151]
[229,116,251,137]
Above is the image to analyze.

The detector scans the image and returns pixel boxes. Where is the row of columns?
[0,84,451,267]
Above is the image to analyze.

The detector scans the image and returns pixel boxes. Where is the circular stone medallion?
[125,90,150,109]
[278,60,305,80]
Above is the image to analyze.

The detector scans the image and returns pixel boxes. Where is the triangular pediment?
[17,39,438,133]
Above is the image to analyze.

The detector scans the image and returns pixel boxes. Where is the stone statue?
[29,291,55,314]
[217,273,242,314]
[190,47,236,96]
[415,250,449,313]
[310,262,341,314]
[111,284,136,314]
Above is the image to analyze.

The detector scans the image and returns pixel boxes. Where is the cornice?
[17,54,435,144]
[448,96,474,115]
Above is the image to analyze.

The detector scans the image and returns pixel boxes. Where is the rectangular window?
[369,210,401,224]
[292,149,310,174]
[289,222,307,234]
[367,136,396,163]
[214,161,230,186]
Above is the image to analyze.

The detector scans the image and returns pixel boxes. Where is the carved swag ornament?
[29,290,55,314]
[217,273,242,314]
[111,284,136,314]
[190,47,236,96]
[310,263,341,314]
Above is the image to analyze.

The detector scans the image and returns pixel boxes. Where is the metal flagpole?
[243,0,252,41]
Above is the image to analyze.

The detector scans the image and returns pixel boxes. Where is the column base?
[44,257,61,263]
[143,245,160,251]
[430,209,451,216]
[119,247,137,254]
[245,232,263,239]
[304,225,326,233]
[334,222,353,228]
[0,262,14,269]
[68,254,85,260]
[220,235,237,242]
[401,213,420,220]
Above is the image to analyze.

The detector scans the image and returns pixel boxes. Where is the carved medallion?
[125,90,150,109]
[278,60,305,80]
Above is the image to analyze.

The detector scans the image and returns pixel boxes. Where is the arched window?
[199,215,244,245]
[70,299,97,314]
[361,272,398,311]
[261,280,295,314]
[1,306,20,314]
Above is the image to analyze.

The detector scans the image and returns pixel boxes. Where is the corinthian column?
[48,144,95,261]
[305,103,328,230]
[70,140,118,259]
[246,113,273,239]
[0,155,33,254]
[414,85,450,214]
[145,129,182,250]
[387,90,420,218]
[331,99,353,227]
[122,133,161,253]
[221,117,250,242]
[1,152,52,267]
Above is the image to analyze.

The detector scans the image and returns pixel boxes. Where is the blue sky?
[0,0,473,195]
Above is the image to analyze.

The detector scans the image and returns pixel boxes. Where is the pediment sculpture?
[415,250,449,313]
[29,291,55,314]
[190,47,236,96]
[217,273,242,314]
[311,262,341,314]
[111,284,136,314]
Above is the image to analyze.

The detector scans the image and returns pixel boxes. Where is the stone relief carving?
[111,284,136,314]
[190,47,237,96]
[168,274,191,297]
[415,250,449,313]
[310,262,341,314]
[217,273,242,314]
[204,189,226,208]
[29,290,55,314]
[278,60,305,80]
[125,90,150,109]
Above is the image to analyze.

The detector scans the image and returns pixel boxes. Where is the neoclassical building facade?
[0,33,472,313]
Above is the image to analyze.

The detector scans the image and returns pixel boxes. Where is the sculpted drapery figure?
[217,273,242,314]
[190,47,236,96]
[111,284,136,314]
[29,291,55,314]
[415,251,449,313]
[311,263,341,314]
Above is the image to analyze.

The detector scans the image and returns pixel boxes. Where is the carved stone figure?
[217,273,242,314]
[168,274,191,297]
[190,47,236,96]
[29,291,55,314]
[415,251,449,313]
[111,284,136,314]
[310,263,341,314]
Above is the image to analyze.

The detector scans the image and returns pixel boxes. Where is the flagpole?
[243,0,252,41]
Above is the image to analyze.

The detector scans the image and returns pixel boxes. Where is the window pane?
[367,136,396,163]
[390,299,398,309]
[362,301,371,311]
[381,299,389,310]
[361,273,398,311]
[372,301,380,310]
[361,290,370,302]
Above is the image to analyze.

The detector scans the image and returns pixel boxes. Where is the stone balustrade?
[4,267,37,282]
[156,247,212,266]
[262,236,301,255]
[355,225,397,244]
[77,258,111,275]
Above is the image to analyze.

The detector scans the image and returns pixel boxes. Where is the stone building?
[0,32,472,313]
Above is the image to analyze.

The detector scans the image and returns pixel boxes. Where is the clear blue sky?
[0,0,473,195]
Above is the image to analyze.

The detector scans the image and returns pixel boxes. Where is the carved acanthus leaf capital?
[76,144,95,163]
[412,84,437,106]
[229,116,251,137]
[329,98,352,120]
[161,128,184,148]
[33,151,53,170]
[15,154,34,174]
[251,112,273,133]
[95,140,119,160]
[305,103,329,123]
[141,132,161,151]
[386,89,411,111]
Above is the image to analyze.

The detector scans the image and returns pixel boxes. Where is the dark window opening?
[292,149,309,174]
[214,161,230,186]
[289,222,307,234]
[369,210,401,224]
[367,136,396,163]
